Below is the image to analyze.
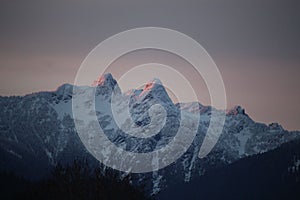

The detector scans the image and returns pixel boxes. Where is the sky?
[0,0,299,130]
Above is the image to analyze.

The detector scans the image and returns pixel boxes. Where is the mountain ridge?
[0,73,299,195]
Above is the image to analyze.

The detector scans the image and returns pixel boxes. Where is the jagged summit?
[137,78,173,104]
[139,78,163,95]
[92,73,121,95]
[56,83,73,95]
[92,73,118,88]
[142,78,163,91]
[269,122,284,131]
[226,105,246,116]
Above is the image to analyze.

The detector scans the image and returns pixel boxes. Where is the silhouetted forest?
[0,160,151,200]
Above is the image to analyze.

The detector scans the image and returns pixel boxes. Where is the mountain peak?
[137,78,173,104]
[226,105,246,116]
[92,73,121,96]
[92,73,117,88]
[269,122,284,131]
[56,83,73,96]
[142,78,163,92]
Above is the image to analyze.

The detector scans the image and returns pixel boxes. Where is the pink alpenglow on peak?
[140,78,163,95]
[137,78,174,105]
[92,73,121,95]
[92,73,117,88]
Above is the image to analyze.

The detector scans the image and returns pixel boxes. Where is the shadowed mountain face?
[0,73,299,195]
[157,139,300,200]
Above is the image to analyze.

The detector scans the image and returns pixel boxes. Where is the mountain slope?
[157,139,300,200]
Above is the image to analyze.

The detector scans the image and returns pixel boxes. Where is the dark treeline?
[0,160,151,200]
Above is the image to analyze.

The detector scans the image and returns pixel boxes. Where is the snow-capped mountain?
[0,73,299,194]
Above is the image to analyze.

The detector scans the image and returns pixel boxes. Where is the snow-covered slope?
[0,73,299,193]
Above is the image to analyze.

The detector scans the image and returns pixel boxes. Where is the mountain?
[0,73,299,195]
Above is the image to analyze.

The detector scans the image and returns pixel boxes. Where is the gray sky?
[0,0,299,130]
